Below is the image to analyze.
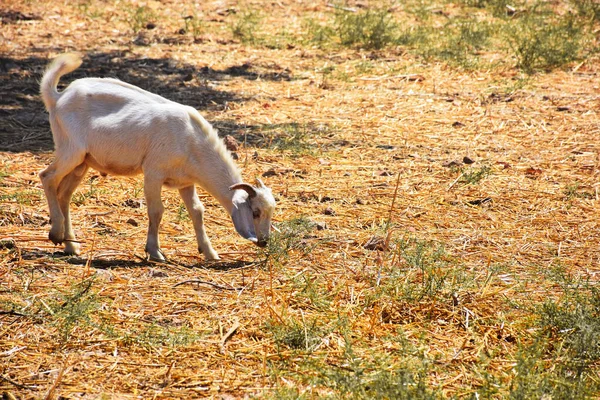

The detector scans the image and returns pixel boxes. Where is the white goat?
[39,53,276,261]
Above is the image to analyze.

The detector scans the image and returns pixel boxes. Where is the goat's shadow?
[63,254,256,271]
[1,49,291,153]
[18,249,256,271]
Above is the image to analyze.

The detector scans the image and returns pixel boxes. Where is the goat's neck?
[205,175,241,216]
[192,150,242,217]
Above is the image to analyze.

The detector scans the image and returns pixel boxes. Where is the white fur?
[39,53,276,261]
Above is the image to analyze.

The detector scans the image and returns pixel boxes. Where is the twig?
[44,361,68,400]
[0,310,28,317]
[172,279,243,291]
[326,3,357,12]
[220,321,241,353]
[358,74,425,82]
[448,173,464,190]
[0,373,36,390]
[387,168,402,226]
[86,210,114,217]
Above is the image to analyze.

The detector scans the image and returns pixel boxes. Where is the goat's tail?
[40,53,82,111]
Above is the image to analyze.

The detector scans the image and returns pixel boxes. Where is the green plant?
[460,165,491,185]
[266,316,325,352]
[0,168,9,183]
[0,189,42,206]
[564,183,594,200]
[333,4,398,50]
[48,278,100,342]
[126,5,156,33]
[288,271,334,312]
[231,9,262,43]
[395,237,451,300]
[260,217,316,266]
[509,337,597,399]
[256,122,320,154]
[304,17,334,45]
[506,7,583,73]
[72,178,100,206]
[176,202,190,222]
[122,324,202,348]
[571,0,600,24]
[182,13,203,38]
[459,0,514,18]
[77,0,103,19]
[538,283,600,368]
[318,332,437,399]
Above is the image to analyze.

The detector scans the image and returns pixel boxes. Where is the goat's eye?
[252,209,261,219]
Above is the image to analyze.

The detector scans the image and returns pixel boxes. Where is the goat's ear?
[231,198,258,243]
[229,183,257,199]
[255,178,266,188]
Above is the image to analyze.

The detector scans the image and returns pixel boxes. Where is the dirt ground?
[1,0,600,399]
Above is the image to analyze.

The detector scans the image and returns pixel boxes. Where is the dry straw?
[1,0,600,398]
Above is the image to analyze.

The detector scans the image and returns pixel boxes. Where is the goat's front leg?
[143,177,165,262]
[57,163,88,255]
[178,185,219,261]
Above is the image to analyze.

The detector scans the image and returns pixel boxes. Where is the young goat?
[39,53,276,261]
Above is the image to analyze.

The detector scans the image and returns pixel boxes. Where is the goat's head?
[230,179,276,247]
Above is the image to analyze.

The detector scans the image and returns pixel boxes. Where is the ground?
[1,1,600,399]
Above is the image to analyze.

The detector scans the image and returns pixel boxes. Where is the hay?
[1,0,600,398]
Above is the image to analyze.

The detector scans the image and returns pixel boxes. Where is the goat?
[39,53,276,261]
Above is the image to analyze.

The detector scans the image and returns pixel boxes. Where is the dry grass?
[1,0,600,398]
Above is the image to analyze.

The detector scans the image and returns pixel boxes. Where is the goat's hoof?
[64,241,81,256]
[48,230,65,245]
[146,249,166,262]
[199,247,220,261]
[205,254,220,261]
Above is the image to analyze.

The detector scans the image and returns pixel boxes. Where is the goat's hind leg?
[143,176,166,262]
[39,149,86,246]
[179,185,219,261]
[57,163,89,255]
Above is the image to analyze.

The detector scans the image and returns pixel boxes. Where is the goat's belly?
[84,153,142,176]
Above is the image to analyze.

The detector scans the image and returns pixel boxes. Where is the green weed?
[287,271,334,312]
[76,0,103,19]
[231,10,262,43]
[537,281,600,368]
[507,271,600,398]
[506,7,583,73]
[317,331,437,399]
[182,13,203,38]
[72,178,100,206]
[564,182,594,200]
[266,316,326,352]
[260,216,316,267]
[509,337,597,399]
[571,0,600,24]
[122,324,202,348]
[255,122,320,155]
[458,0,515,18]
[333,4,398,50]
[125,5,156,33]
[264,387,308,399]
[176,202,190,222]
[0,189,41,206]
[0,168,8,183]
[460,165,491,185]
[304,17,334,46]
[393,237,451,301]
[48,278,100,342]
[400,18,493,69]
